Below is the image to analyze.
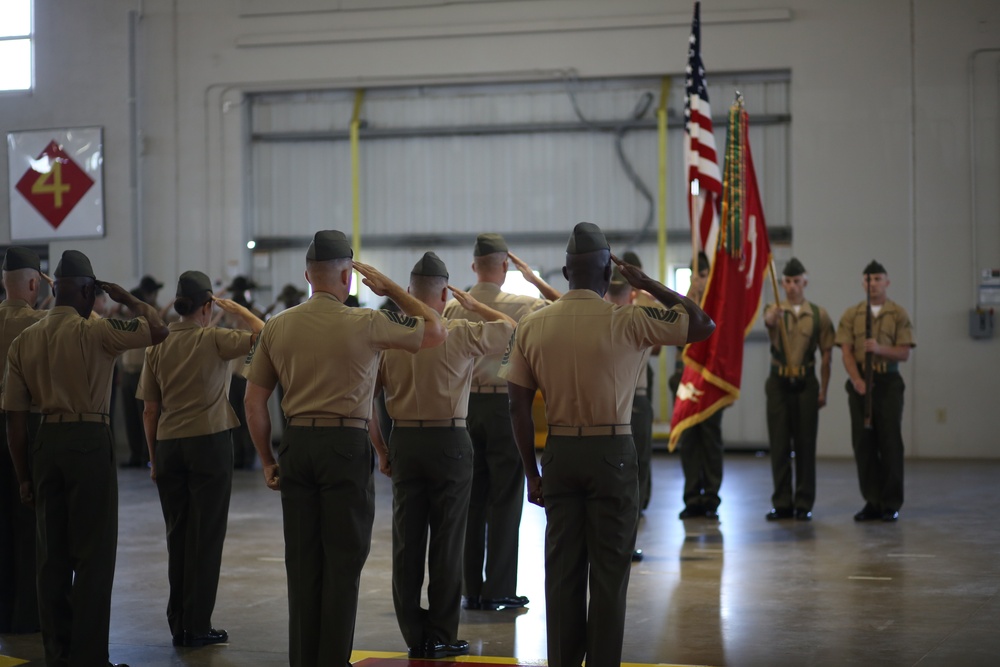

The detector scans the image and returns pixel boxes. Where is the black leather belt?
[858,361,899,377]
[42,413,110,425]
[286,417,368,429]
[548,424,632,437]
[394,419,467,428]
[470,385,507,394]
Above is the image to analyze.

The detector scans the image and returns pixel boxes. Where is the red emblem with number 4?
[14,140,95,229]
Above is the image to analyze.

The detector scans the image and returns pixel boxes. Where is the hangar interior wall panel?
[247,74,789,444]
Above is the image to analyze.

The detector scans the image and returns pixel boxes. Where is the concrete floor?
[2,452,999,666]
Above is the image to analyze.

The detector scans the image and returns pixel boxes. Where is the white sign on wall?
[7,127,105,242]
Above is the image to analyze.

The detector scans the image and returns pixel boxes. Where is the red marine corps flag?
[670,96,772,450]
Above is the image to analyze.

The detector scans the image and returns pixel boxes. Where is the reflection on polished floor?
[2,453,999,666]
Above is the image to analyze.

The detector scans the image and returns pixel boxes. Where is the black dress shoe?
[462,596,482,610]
[853,505,881,522]
[481,595,529,610]
[881,510,899,522]
[678,507,704,519]
[178,628,228,647]
[408,639,470,658]
[795,509,813,521]
[766,508,794,521]
[631,549,644,562]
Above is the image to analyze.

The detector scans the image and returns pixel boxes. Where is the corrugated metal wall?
[250,75,788,248]
[246,73,790,445]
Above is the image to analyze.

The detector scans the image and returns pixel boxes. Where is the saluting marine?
[502,222,714,667]
[443,233,559,612]
[242,230,447,667]
[0,247,48,634]
[374,252,514,658]
[4,249,169,667]
[137,270,265,648]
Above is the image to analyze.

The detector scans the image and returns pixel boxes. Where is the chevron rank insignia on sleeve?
[244,335,260,365]
[500,329,518,366]
[639,306,679,323]
[107,318,140,332]
[381,310,418,329]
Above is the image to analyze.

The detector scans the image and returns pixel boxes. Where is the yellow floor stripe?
[351,650,705,667]
[0,648,703,667]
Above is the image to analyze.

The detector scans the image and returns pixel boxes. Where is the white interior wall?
[2,0,998,458]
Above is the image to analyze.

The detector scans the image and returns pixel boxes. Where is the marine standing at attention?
[762,258,835,521]
[835,260,915,522]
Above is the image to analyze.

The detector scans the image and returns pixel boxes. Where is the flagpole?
[768,257,793,364]
[690,185,700,278]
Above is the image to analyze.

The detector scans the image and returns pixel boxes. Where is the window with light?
[0,1,32,92]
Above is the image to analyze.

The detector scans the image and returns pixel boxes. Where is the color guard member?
[676,251,726,520]
[835,260,915,522]
[763,258,835,521]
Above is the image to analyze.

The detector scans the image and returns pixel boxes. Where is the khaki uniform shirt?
[0,300,47,408]
[767,300,836,369]
[443,282,548,388]
[630,291,662,393]
[635,348,652,393]
[3,306,152,414]
[834,298,916,365]
[136,321,255,439]
[380,318,513,421]
[242,292,425,420]
[500,289,689,426]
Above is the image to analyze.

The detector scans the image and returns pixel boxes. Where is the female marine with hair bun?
[135,270,264,648]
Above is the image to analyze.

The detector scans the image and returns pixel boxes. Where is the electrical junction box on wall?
[970,308,994,339]
[972,269,999,339]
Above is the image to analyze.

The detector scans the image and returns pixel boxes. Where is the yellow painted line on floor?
[0,655,29,667]
[848,575,893,581]
[351,650,711,666]
[351,652,541,664]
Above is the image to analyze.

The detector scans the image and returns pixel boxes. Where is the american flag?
[684,1,722,256]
